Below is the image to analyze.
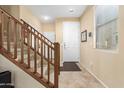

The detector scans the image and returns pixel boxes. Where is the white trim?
[93,5,119,52]
[95,48,119,54]
[60,61,63,67]
[93,6,96,48]
[79,63,109,88]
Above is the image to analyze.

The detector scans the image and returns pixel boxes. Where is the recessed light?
[69,9,74,13]
[44,16,49,20]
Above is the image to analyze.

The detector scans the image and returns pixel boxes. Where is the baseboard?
[60,61,63,67]
[79,64,108,88]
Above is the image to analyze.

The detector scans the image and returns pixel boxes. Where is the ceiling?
[25,5,87,23]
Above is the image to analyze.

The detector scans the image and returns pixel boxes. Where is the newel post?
[54,42,60,88]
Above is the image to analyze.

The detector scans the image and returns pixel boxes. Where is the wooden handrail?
[20,19,54,45]
[27,29,55,49]
[0,8,22,25]
[0,7,60,88]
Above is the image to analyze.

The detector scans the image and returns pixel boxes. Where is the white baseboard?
[79,64,108,88]
[60,61,63,67]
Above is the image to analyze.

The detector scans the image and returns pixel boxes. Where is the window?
[95,5,118,50]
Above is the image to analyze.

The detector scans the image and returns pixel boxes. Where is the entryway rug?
[60,62,81,71]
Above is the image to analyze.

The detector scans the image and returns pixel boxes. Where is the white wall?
[0,55,44,88]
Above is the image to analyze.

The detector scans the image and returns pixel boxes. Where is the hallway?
[59,63,104,88]
[1,5,124,88]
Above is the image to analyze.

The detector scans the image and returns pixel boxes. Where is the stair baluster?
[13,22,17,59]
[0,8,60,88]
[0,11,3,49]
[40,40,43,78]
[27,28,30,68]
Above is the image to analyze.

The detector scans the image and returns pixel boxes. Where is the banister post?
[54,42,60,88]
[0,26,1,49]
[0,12,3,49]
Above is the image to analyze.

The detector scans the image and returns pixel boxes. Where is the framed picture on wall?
[81,30,87,42]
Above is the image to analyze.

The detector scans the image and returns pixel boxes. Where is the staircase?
[0,8,60,88]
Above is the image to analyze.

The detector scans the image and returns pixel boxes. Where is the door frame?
[62,21,81,63]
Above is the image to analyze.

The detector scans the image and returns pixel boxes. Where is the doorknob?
[64,42,66,48]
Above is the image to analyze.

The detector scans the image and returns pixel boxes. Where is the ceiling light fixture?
[69,9,74,13]
[44,16,49,20]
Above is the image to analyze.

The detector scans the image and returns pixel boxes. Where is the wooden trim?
[29,30,54,49]
[37,33,39,52]
[7,17,11,52]
[0,8,22,25]
[47,46,50,83]
[30,30,32,47]
[0,11,3,48]
[44,43,46,58]
[0,48,54,88]
[51,48,52,62]
[40,40,43,78]
[34,34,37,73]
[27,29,30,68]
[14,22,17,59]
[0,8,60,88]
[54,42,60,88]
[24,42,54,66]
[20,19,54,45]
[21,25,24,64]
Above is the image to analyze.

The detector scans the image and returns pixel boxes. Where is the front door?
[63,22,80,62]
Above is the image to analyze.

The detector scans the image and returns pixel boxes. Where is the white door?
[63,22,80,62]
